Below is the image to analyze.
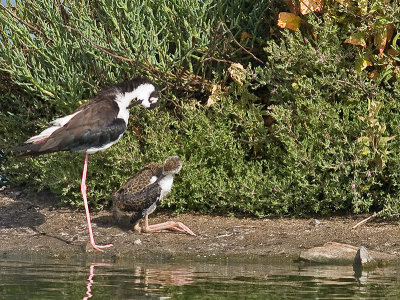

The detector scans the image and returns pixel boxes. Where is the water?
[0,253,399,299]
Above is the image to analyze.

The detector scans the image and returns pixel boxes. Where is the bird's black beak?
[148,102,159,109]
[128,100,141,109]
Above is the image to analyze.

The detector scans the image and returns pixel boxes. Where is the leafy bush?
[255,12,400,217]
[2,0,400,218]
[0,0,280,212]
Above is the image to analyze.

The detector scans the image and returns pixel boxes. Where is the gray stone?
[299,242,394,265]
[300,242,358,264]
[309,219,324,226]
[354,246,376,268]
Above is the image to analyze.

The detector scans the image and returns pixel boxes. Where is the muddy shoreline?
[1,188,400,262]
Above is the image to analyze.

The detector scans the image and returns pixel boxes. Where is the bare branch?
[221,22,264,65]
[0,3,50,42]
[352,215,373,229]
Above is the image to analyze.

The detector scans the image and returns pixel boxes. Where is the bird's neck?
[115,90,138,108]
[159,174,174,198]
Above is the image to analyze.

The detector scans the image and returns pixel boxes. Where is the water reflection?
[0,254,399,299]
[133,266,194,287]
[82,261,194,299]
[83,263,112,300]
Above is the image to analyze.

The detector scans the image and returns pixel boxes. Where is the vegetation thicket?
[2,0,400,218]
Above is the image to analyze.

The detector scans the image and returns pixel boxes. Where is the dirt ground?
[1,187,400,261]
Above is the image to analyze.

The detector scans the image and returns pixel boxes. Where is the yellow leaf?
[77,99,88,105]
[344,33,367,48]
[228,63,247,86]
[374,30,387,56]
[368,70,379,80]
[355,53,374,72]
[207,85,223,107]
[277,12,301,32]
[300,0,324,14]
[387,48,399,57]
[375,24,395,56]
[241,31,252,42]
[360,59,372,71]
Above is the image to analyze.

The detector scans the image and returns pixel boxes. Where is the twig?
[63,25,135,63]
[337,79,369,95]
[0,3,50,41]
[201,57,235,64]
[352,208,390,229]
[221,22,264,65]
[352,215,374,229]
[216,233,234,238]
[282,114,300,144]
[61,24,173,89]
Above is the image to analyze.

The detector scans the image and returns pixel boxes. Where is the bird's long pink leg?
[81,152,113,251]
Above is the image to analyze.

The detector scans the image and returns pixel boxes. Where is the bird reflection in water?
[133,266,194,287]
[83,262,112,300]
[82,262,194,299]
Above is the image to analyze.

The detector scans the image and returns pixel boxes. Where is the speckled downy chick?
[112,156,195,236]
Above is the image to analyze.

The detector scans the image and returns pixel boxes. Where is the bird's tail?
[111,203,125,224]
[13,142,56,157]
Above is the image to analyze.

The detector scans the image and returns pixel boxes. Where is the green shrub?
[0,0,282,213]
[254,14,400,216]
[2,1,400,219]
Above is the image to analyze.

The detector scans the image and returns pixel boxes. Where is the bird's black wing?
[116,180,161,212]
[16,100,126,155]
[127,182,162,224]
[114,165,159,197]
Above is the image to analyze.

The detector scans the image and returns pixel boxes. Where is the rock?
[134,239,142,245]
[300,242,357,264]
[353,246,376,268]
[299,242,395,265]
[14,191,22,197]
[353,246,378,279]
[309,219,324,226]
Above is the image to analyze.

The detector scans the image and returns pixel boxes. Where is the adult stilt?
[15,77,160,251]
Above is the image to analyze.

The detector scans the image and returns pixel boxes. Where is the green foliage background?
[1,0,400,218]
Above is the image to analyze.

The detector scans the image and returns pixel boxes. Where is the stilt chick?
[112,156,195,236]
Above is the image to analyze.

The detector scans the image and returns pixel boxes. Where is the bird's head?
[162,156,182,175]
[127,78,159,109]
